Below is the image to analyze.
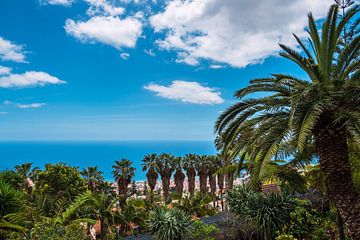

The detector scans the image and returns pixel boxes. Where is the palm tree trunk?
[187,169,196,197]
[161,173,171,202]
[217,173,224,211]
[199,170,208,193]
[315,127,360,239]
[100,218,106,240]
[174,170,185,197]
[209,171,216,196]
[226,172,234,190]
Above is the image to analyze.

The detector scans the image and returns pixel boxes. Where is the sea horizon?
[0,140,217,181]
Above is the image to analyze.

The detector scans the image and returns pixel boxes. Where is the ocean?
[0,141,217,180]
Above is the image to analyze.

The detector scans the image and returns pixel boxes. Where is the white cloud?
[0,71,65,88]
[85,0,125,16]
[150,0,332,68]
[65,16,142,49]
[0,66,12,75]
[0,37,26,63]
[144,49,155,56]
[209,64,224,69]
[41,0,73,6]
[3,100,46,109]
[120,52,130,59]
[16,103,46,109]
[144,80,224,105]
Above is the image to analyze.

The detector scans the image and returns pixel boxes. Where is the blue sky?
[0,0,333,141]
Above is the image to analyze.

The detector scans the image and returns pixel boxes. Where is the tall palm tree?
[195,155,210,193]
[207,156,217,197]
[142,153,159,200]
[112,159,135,208]
[183,154,197,198]
[173,157,185,198]
[81,166,104,193]
[215,5,360,237]
[155,153,175,202]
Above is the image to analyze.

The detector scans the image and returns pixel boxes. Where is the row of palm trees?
[142,153,236,202]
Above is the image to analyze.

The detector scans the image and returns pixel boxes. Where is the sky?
[0,0,334,141]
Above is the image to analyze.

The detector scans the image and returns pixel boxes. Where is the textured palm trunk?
[315,126,360,239]
[146,169,158,202]
[117,178,129,208]
[217,173,225,211]
[187,168,196,197]
[100,217,106,240]
[199,166,209,193]
[174,170,185,197]
[161,170,172,202]
[226,171,234,190]
[209,170,216,196]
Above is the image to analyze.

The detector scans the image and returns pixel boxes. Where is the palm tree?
[215,4,360,237]
[112,159,135,208]
[195,155,210,193]
[207,156,217,197]
[183,154,197,198]
[173,157,185,198]
[83,192,119,240]
[142,154,159,200]
[81,166,104,193]
[155,153,175,202]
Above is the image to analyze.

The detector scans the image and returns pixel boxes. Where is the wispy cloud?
[0,71,65,88]
[144,80,224,105]
[40,0,73,6]
[0,65,12,75]
[3,100,46,109]
[16,103,46,109]
[0,37,26,62]
[120,52,130,60]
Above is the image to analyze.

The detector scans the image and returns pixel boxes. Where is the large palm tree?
[81,166,104,193]
[112,159,135,208]
[173,157,185,198]
[195,155,210,193]
[155,153,175,202]
[142,154,159,200]
[183,154,197,197]
[216,5,360,237]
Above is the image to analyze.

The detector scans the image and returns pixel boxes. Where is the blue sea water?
[0,141,216,180]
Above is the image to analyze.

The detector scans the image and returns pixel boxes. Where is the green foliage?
[280,199,319,239]
[0,170,25,189]
[9,222,86,240]
[148,207,192,240]
[35,163,86,214]
[191,221,219,240]
[178,192,216,218]
[227,186,295,239]
[276,234,297,240]
[0,181,24,217]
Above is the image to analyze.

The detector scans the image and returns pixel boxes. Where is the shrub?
[148,207,192,240]
[191,220,219,240]
[227,186,295,239]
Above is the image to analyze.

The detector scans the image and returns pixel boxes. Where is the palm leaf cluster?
[215,4,360,182]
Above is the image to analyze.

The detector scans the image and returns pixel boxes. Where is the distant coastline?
[0,141,217,180]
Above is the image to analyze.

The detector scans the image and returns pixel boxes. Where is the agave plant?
[227,186,295,240]
[148,207,192,240]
